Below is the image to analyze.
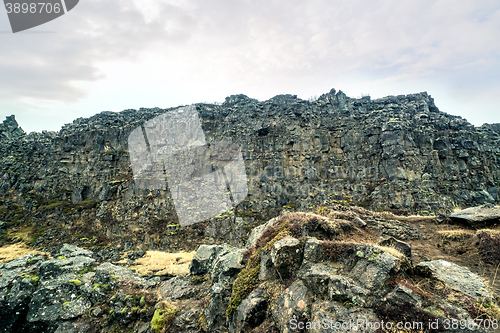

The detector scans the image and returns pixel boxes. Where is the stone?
[258,250,275,281]
[160,275,198,300]
[302,237,325,264]
[27,280,91,322]
[39,256,95,281]
[449,204,500,228]
[189,244,231,276]
[376,235,412,259]
[229,287,268,333]
[211,249,245,284]
[271,236,303,277]
[273,280,313,333]
[245,216,280,248]
[349,251,400,291]
[310,301,379,332]
[59,244,93,258]
[384,283,424,308]
[416,260,495,301]
[299,263,338,296]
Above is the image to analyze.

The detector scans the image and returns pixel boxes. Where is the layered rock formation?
[0,89,499,251]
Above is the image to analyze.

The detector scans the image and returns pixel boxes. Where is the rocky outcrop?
[184,213,495,333]
[0,212,498,332]
[0,245,160,333]
[0,89,499,252]
[0,115,25,142]
[449,204,500,228]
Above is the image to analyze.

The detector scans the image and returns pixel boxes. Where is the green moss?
[57,256,67,260]
[68,279,82,286]
[140,296,146,307]
[78,266,96,275]
[43,202,65,210]
[30,276,39,286]
[151,302,179,333]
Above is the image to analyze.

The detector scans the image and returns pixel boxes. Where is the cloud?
[0,0,499,131]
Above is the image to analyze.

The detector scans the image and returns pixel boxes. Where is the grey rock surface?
[416,260,495,301]
[449,204,500,228]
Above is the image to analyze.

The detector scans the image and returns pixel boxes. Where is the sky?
[0,0,499,133]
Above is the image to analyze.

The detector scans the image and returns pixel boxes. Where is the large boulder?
[449,204,500,228]
[416,260,495,301]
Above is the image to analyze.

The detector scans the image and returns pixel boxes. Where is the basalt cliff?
[0,89,499,252]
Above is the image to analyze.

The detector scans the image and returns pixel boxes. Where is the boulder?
[229,287,268,333]
[310,301,379,332]
[349,251,400,291]
[271,237,303,277]
[273,280,313,333]
[189,244,231,276]
[211,249,245,284]
[416,260,495,301]
[449,204,500,228]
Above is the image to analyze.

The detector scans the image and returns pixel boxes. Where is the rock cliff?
[0,89,499,252]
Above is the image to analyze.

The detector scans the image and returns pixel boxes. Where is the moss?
[30,276,39,286]
[139,296,146,308]
[151,302,179,333]
[57,256,67,260]
[43,202,65,210]
[63,301,69,306]
[78,266,96,275]
[68,279,82,286]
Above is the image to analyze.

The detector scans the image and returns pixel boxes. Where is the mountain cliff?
[0,89,499,253]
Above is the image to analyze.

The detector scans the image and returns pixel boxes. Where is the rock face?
[449,204,500,228]
[0,89,499,252]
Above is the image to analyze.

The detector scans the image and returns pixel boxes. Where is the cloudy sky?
[0,0,499,133]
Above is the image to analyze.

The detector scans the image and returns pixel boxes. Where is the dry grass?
[477,229,500,236]
[438,229,474,241]
[451,203,463,213]
[129,251,194,277]
[374,245,406,261]
[0,243,44,263]
[4,225,36,244]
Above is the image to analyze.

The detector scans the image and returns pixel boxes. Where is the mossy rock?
[151,302,179,333]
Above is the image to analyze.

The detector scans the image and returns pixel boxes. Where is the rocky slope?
[1,89,499,253]
[1,208,499,333]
